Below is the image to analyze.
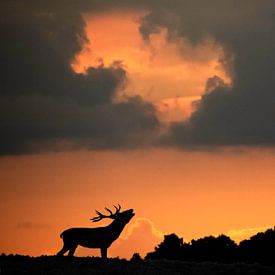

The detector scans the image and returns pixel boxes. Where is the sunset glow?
[72,11,230,122]
[1,1,275,261]
[1,149,275,258]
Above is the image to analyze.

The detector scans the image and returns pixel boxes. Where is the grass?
[1,255,274,275]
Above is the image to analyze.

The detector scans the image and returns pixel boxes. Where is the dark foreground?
[1,255,274,275]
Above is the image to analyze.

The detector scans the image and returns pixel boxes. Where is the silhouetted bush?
[130,252,143,262]
[238,228,275,265]
[187,234,237,263]
[145,233,184,260]
[146,227,275,266]
[1,255,274,275]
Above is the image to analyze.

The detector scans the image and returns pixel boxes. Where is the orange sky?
[1,10,274,259]
[0,149,275,258]
[72,11,230,123]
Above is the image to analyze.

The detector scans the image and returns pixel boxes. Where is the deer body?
[57,205,134,258]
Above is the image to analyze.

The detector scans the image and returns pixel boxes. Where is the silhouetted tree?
[130,253,143,262]
[145,233,184,260]
[145,227,275,265]
[145,233,237,262]
[188,234,237,263]
[238,227,275,265]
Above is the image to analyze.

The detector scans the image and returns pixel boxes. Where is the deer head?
[90,204,135,225]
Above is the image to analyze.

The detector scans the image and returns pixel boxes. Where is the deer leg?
[100,247,107,259]
[68,244,78,257]
[57,243,70,256]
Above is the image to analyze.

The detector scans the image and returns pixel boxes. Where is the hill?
[1,255,274,275]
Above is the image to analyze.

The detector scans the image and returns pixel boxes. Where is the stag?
[57,204,135,258]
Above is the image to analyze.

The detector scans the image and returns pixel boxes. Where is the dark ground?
[1,255,274,275]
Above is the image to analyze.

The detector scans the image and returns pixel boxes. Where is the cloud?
[0,92,159,154]
[16,221,50,229]
[109,218,163,259]
[137,1,275,147]
[227,225,272,244]
[0,1,160,155]
[1,1,275,154]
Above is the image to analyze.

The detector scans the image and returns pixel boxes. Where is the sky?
[0,0,275,258]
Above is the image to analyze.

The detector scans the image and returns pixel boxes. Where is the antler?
[114,204,121,215]
[90,204,121,222]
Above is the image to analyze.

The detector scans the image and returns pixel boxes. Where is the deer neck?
[107,219,126,238]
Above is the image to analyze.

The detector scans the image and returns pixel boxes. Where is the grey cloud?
[137,0,275,147]
[16,221,50,229]
[0,93,159,154]
[1,0,275,154]
[0,4,125,106]
[0,1,160,154]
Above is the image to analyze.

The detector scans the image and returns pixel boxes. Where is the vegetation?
[2,227,275,274]
[145,227,275,266]
[0,255,274,275]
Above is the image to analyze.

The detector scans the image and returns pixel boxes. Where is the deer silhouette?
[57,204,135,258]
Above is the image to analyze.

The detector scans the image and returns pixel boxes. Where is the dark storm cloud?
[0,95,158,154]
[1,1,275,154]
[136,0,275,147]
[0,1,160,154]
